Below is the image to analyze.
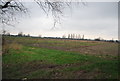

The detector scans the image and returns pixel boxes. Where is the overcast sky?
[7,1,118,40]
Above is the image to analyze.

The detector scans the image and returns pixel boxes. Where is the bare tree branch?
[0,0,28,27]
[0,0,76,27]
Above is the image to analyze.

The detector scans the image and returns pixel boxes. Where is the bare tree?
[6,32,10,36]
[2,30,6,35]
[18,32,23,36]
[0,0,28,26]
[38,34,42,38]
[78,34,81,39]
[82,34,84,39]
[27,34,30,37]
[0,0,73,27]
[72,33,75,39]
[62,34,66,38]
[68,34,70,39]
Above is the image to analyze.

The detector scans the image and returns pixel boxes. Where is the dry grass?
[2,41,23,54]
[3,36,119,79]
[9,42,23,50]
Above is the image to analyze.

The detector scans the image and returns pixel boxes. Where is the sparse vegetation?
[2,36,119,79]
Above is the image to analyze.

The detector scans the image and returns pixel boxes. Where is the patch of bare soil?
[32,43,67,51]
[3,59,100,79]
[19,60,94,79]
[21,60,58,74]
[73,68,102,79]
[32,42,118,56]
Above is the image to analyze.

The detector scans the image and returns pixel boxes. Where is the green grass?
[3,46,101,65]
[4,36,100,47]
[3,44,119,79]
[2,36,119,79]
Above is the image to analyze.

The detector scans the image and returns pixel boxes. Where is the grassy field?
[2,36,119,79]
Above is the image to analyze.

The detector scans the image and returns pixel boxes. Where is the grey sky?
[8,2,118,40]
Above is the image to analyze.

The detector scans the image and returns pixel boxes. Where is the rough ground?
[31,39,118,56]
[3,36,119,79]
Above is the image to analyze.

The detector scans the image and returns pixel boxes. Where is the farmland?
[2,36,119,79]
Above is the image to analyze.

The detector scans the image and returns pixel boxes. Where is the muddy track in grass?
[30,42,118,56]
[19,60,104,79]
[20,60,83,73]
[5,38,118,56]
[3,59,112,79]
[3,60,97,79]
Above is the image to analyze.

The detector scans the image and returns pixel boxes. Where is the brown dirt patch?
[34,42,118,56]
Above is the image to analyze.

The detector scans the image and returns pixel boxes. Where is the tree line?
[2,31,119,43]
[62,34,84,39]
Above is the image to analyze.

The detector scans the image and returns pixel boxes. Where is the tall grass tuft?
[2,40,23,55]
[9,42,23,50]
